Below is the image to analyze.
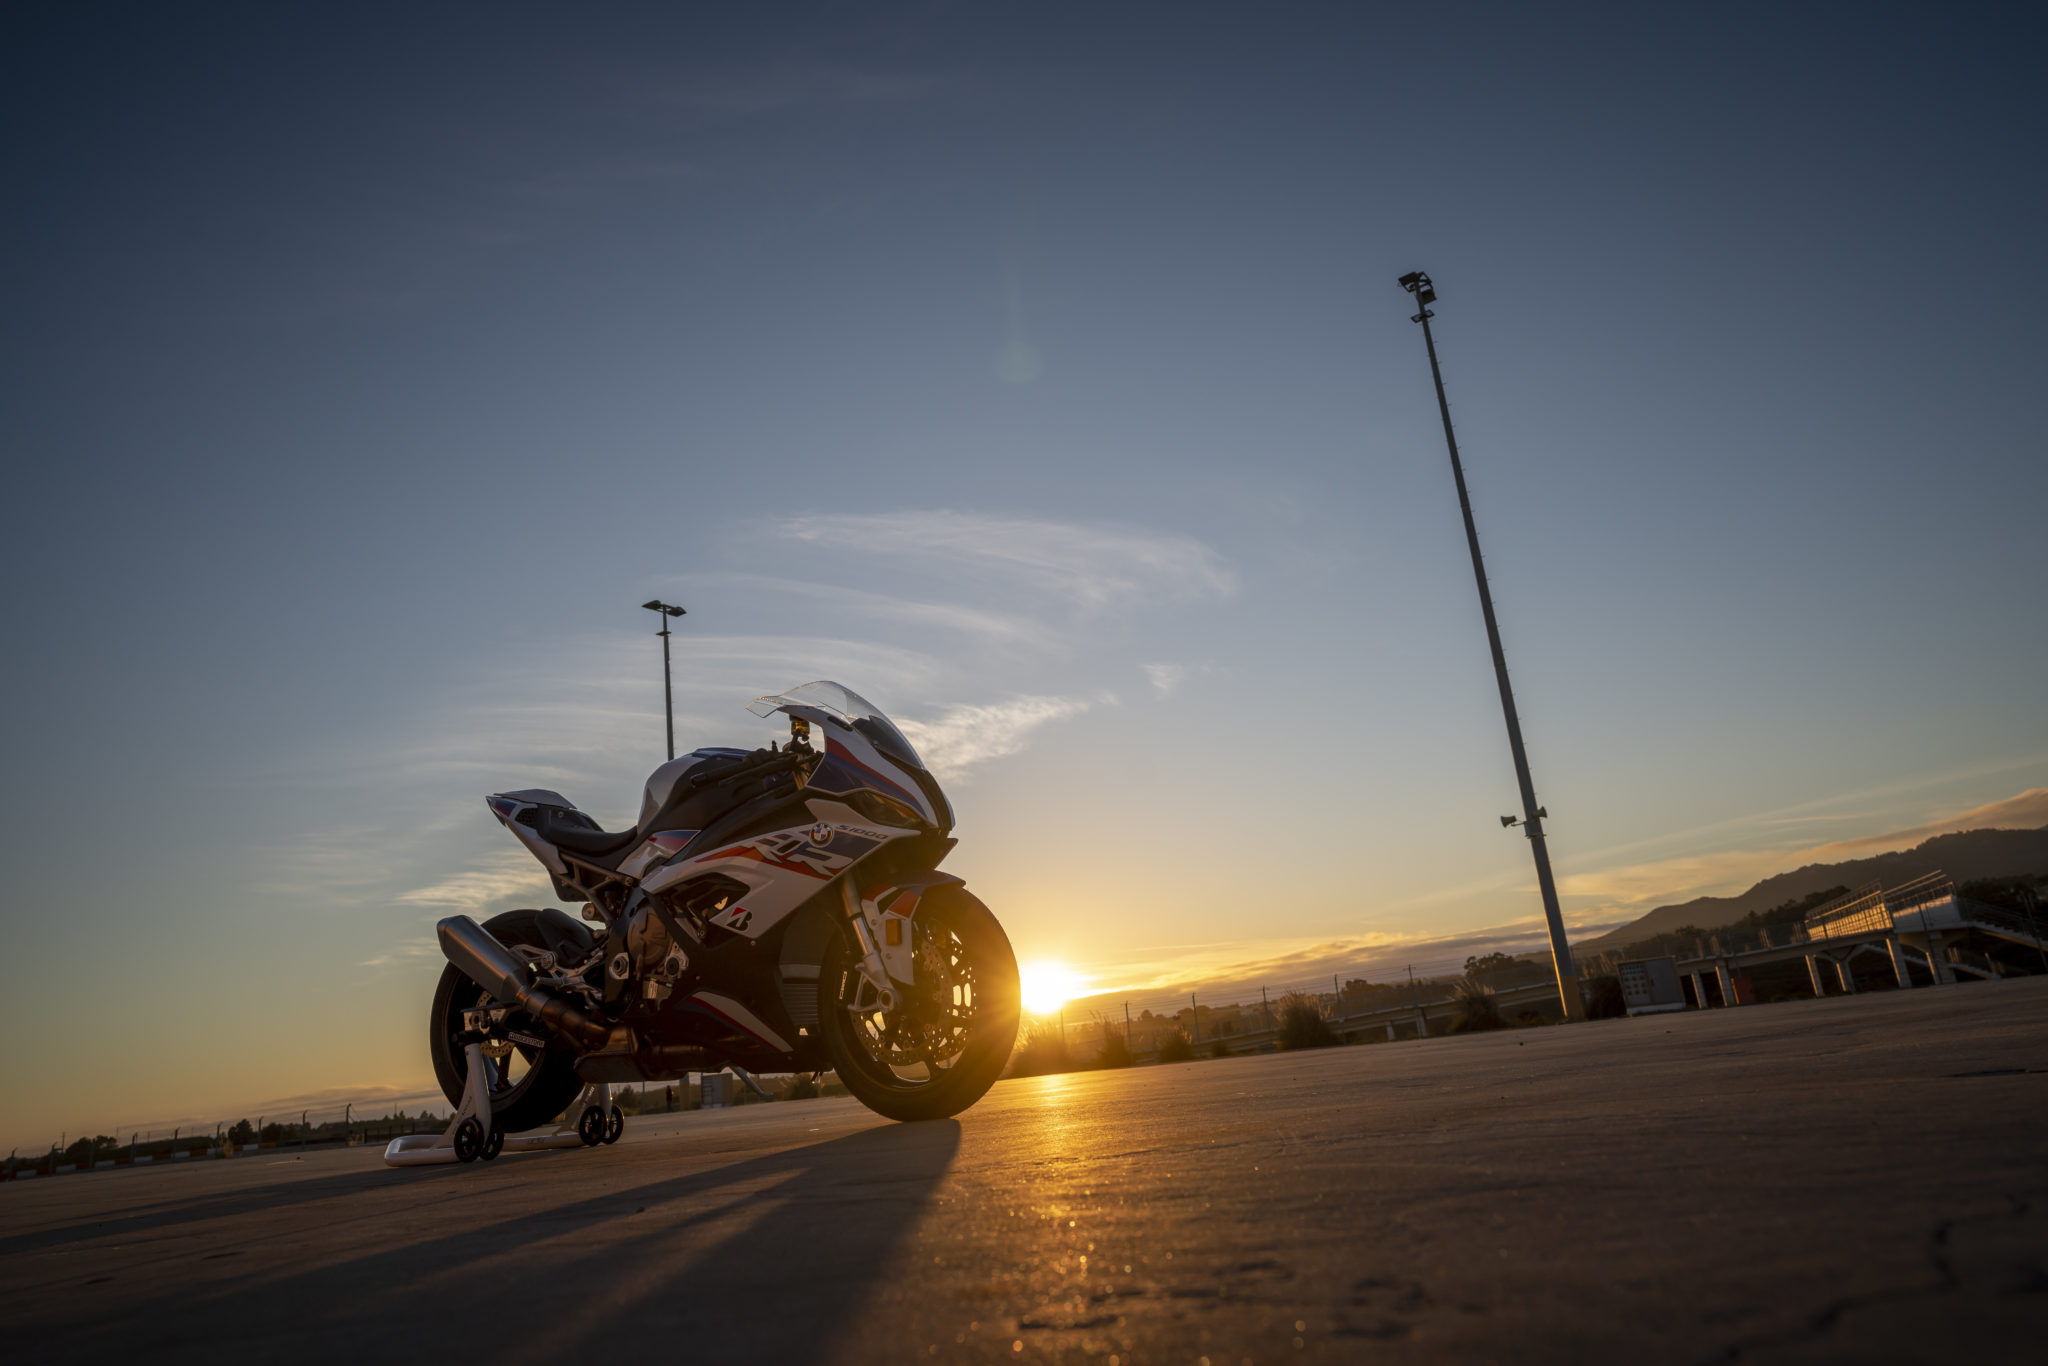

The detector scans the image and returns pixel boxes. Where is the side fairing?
[617,829,698,880]
[637,748,748,828]
[639,798,914,938]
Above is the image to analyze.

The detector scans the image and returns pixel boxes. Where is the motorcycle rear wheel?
[429,909,589,1134]
[819,886,1020,1122]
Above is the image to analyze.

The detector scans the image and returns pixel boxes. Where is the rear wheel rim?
[441,966,550,1109]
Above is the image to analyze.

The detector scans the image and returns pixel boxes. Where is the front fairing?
[799,711,948,829]
[749,682,953,832]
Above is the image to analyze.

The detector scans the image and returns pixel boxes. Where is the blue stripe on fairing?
[810,748,922,807]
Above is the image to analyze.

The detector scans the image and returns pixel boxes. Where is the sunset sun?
[1019,962,1082,1016]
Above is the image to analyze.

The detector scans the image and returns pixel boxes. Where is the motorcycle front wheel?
[819,885,1020,1122]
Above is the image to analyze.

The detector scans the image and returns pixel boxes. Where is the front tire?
[819,886,1020,1122]
[430,909,589,1134]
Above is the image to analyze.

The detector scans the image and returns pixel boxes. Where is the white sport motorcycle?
[427,682,1020,1133]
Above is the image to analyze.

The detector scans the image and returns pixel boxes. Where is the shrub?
[1007,1019,1075,1077]
[1157,1030,1194,1063]
[782,1074,821,1100]
[1277,992,1339,1050]
[1207,1039,1232,1059]
[1583,974,1627,1019]
[1095,1024,1133,1068]
[1449,976,1506,1032]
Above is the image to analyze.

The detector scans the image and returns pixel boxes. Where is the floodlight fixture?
[1398,271,1437,307]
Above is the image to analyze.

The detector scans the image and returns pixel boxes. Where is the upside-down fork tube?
[839,874,898,1012]
[436,915,612,1050]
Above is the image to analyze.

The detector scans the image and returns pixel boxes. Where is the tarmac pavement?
[5,977,2045,1364]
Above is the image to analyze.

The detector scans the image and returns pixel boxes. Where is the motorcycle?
[425,680,1021,1129]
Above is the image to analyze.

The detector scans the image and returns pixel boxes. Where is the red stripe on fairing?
[700,844,828,878]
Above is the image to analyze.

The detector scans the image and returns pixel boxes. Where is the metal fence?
[1037,952,1562,1060]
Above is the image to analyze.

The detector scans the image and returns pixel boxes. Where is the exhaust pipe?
[436,915,611,1050]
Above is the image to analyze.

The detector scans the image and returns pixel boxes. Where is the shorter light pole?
[642,600,687,760]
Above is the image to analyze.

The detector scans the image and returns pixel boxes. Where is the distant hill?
[1573,825,2048,954]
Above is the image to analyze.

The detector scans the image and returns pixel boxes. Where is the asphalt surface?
[7,978,2045,1365]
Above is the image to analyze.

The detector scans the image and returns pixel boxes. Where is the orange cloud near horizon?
[1558,787,2048,911]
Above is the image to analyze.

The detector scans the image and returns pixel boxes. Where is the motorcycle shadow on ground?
[0,1165,411,1259]
[46,1118,964,1365]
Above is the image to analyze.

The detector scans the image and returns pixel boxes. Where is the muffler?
[436,915,612,1049]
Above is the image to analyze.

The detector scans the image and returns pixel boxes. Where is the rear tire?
[819,886,1020,1122]
[430,909,590,1134]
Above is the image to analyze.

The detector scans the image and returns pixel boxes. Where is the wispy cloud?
[1804,786,2048,856]
[359,936,443,970]
[778,511,1236,609]
[1143,662,1188,696]
[397,850,552,912]
[509,151,698,203]
[896,695,1092,779]
[696,573,1060,649]
[249,826,395,904]
[655,64,972,117]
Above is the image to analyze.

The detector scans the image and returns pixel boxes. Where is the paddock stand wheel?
[385,1032,615,1167]
[602,1109,624,1145]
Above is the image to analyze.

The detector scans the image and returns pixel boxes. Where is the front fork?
[840,874,899,1016]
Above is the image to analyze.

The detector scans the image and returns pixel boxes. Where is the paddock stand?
[384,1022,621,1168]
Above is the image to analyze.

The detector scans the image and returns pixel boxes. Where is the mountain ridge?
[1572,824,2048,954]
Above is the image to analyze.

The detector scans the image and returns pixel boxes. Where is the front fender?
[863,871,965,985]
[774,870,967,1024]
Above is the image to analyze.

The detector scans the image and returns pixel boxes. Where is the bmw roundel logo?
[810,822,832,844]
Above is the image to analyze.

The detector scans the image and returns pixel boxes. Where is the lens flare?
[1019,962,1081,1016]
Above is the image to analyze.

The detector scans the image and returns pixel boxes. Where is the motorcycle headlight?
[844,789,927,829]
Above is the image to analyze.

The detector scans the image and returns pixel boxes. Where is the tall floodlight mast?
[642,599,687,760]
[1398,271,1585,1021]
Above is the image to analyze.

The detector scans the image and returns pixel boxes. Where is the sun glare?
[1019,961,1082,1016]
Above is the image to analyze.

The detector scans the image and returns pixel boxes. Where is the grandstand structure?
[1663,871,2048,1008]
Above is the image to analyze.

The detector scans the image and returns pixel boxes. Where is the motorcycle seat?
[530,806,641,858]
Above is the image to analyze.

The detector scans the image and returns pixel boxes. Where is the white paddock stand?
[384,1037,619,1168]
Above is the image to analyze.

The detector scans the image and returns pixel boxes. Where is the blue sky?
[4,2,2044,1146]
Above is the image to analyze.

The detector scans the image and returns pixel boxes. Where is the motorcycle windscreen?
[747,680,926,773]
